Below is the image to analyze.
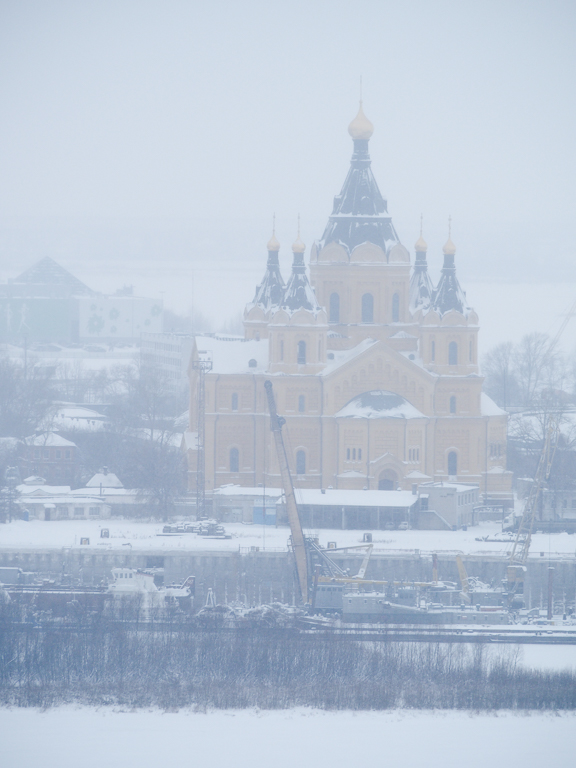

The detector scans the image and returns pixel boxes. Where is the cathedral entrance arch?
[378,469,398,490]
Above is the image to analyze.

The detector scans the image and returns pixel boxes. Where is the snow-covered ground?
[1,707,574,768]
[2,518,576,560]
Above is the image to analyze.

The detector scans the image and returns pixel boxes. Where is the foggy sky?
[0,0,575,347]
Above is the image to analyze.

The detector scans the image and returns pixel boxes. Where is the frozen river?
[1,707,574,768]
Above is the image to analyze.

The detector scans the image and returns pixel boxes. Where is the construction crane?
[264,380,309,603]
[507,413,559,601]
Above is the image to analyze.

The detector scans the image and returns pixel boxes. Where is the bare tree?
[0,358,57,438]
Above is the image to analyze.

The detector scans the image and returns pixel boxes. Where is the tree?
[0,358,57,438]
[482,341,519,408]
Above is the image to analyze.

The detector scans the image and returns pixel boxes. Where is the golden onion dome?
[348,101,374,141]
[443,237,456,256]
[414,235,427,252]
[267,232,280,252]
[292,234,306,254]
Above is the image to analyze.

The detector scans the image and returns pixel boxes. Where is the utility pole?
[192,359,212,519]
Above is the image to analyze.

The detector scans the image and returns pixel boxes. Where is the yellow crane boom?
[264,380,309,604]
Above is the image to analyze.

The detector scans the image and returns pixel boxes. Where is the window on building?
[329,293,340,323]
[248,358,257,368]
[89,507,100,517]
[296,450,306,475]
[450,396,456,414]
[352,448,356,460]
[392,293,400,322]
[55,450,61,459]
[448,451,457,476]
[280,340,284,360]
[431,340,436,362]
[231,393,238,411]
[448,342,458,366]
[572,499,576,509]
[361,293,374,323]
[65,450,71,460]
[358,448,362,460]
[297,341,306,365]
[298,395,305,413]
[74,507,84,518]
[469,339,473,362]
[346,448,350,460]
[229,447,239,473]
[33,448,41,460]
[43,449,50,459]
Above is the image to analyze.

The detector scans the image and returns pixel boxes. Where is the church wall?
[310,263,411,329]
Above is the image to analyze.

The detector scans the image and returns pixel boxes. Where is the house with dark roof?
[0,256,162,344]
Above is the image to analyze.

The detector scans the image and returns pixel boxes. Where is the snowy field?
[1,707,575,768]
[2,518,576,560]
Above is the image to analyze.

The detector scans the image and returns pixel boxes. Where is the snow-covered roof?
[405,470,432,480]
[86,472,123,489]
[50,406,107,431]
[214,485,283,498]
[293,488,418,509]
[389,331,418,340]
[195,336,268,374]
[419,482,479,493]
[321,338,378,375]
[16,484,72,496]
[25,433,77,448]
[181,431,198,450]
[336,390,426,420]
[481,393,507,417]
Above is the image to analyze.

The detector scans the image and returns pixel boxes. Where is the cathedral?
[186,103,512,503]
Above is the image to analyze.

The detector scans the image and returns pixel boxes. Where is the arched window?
[280,340,284,361]
[346,448,350,460]
[361,293,374,323]
[229,447,239,473]
[248,358,257,368]
[297,341,306,365]
[329,293,340,323]
[392,293,400,322]
[431,340,436,362]
[231,393,238,411]
[298,395,305,413]
[449,396,456,414]
[448,342,458,366]
[296,450,306,475]
[448,451,457,476]
[469,339,473,362]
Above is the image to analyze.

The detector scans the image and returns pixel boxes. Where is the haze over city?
[1,3,576,767]
[1,0,576,350]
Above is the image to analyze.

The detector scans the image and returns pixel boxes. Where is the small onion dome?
[414,235,427,252]
[442,237,456,256]
[348,101,374,141]
[267,232,280,252]
[292,234,306,253]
